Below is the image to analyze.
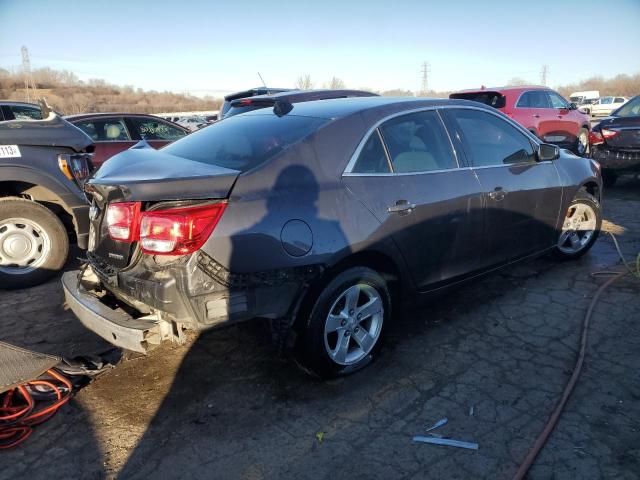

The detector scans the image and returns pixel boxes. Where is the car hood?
[0,113,94,152]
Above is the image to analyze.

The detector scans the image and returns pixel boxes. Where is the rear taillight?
[106,202,141,242]
[589,131,604,145]
[139,203,226,255]
[601,128,619,140]
[105,202,226,255]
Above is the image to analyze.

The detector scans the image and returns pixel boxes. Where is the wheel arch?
[580,180,600,202]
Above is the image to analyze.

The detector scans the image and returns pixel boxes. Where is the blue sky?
[1,0,639,97]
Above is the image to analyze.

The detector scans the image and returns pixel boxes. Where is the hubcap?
[577,132,588,155]
[324,284,384,366]
[0,218,50,274]
[558,203,597,254]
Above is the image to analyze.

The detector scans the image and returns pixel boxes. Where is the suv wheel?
[298,267,391,378]
[0,198,69,289]
[552,190,601,260]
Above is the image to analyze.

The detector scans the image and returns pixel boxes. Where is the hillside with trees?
[0,67,220,115]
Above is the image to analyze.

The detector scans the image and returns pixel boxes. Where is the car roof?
[240,96,490,120]
[453,85,551,94]
[0,100,41,108]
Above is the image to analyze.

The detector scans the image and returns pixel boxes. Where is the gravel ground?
[1,177,639,480]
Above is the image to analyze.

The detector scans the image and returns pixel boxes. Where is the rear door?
[443,108,562,264]
[342,109,486,291]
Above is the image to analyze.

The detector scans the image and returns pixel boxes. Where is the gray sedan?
[63,97,602,378]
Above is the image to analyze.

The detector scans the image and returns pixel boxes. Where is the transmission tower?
[420,61,430,95]
[21,46,36,102]
[540,64,549,86]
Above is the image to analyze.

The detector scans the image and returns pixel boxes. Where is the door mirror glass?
[538,143,560,161]
[568,102,578,110]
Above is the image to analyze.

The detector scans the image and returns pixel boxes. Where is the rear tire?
[602,169,618,188]
[552,190,601,261]
[297,267,391,379]
[0,198,69,289]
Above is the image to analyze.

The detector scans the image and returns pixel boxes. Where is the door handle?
[488,187,508,201]
[532,114,540,118]
[388,200,416,214]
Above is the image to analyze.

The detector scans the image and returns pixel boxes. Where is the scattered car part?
[413,436,479,450]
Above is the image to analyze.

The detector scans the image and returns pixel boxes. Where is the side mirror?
[538,143,560,161]
[568,102,578,110]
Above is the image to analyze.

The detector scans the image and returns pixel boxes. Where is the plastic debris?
[413,436,479,450]
[315,431,325,443]
[469,405,475,416]
[425,417,448,433]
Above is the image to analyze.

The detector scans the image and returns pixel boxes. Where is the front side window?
[600,97,613,104]
[352,131,390,173]
[378,111,456,173]
[130,117,186,141]
[451,109,536,167]
[548,92,569,109]
[10,105,43,120]
[74,118,131,142]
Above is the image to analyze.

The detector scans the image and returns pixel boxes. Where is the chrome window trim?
[343,104,542,176]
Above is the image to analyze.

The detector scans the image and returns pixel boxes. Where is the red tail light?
[139,203,227,255]
[590,129,619,146]
[106,202,140,242]
[105,202,226,256]
[601,128,619,140]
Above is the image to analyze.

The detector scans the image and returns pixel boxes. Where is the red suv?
[450,86,590,156]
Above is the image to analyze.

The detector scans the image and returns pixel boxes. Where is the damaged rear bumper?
[62,270,170,353]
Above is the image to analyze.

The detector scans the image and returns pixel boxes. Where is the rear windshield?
[163,114,327,172]
[613,96,640,118]
[450,92,506,109]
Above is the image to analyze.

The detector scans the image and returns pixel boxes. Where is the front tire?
[0,198,69,289]
[297,267,391,379]
[552,190,601,260]
[574,127,589,156]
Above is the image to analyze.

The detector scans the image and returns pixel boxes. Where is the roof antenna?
[257,72,267,89]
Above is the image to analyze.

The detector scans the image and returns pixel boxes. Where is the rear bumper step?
[62,270,171,353]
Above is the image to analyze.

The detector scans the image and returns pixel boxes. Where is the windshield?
[163,114,327,172]
[613,96,640,117]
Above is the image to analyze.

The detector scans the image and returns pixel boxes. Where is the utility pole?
[21,46,36,102]
[420,61,430,95]
[540,64,549,86]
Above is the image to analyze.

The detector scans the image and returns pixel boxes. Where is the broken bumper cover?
[591,147,640,171]
[62,270,162,353]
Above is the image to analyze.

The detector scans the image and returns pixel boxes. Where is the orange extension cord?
[0,369,73,449]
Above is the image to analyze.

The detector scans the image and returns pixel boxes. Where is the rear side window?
[450,109,535,167]
[450,92,506,109]
[379,111,456,173]
[74,118,131,142]
[163,114,327,172]
[352,131,390,173]
[130,117,186,140]
[10,105,42,120]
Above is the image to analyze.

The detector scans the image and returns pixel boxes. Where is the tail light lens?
[106,202,141,241]
[139,203,226,255]
[589,131,604,145]
[601,128,619,140]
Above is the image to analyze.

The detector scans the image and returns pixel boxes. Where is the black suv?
[0,113,93,289]
[220,88,378,119]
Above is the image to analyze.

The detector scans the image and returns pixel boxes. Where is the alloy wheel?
[323,283,384,365]
[558,203,597,254]
[0,217,51,274]
[577,131,588,155]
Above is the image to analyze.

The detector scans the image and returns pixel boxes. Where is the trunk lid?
[85,145,239,269]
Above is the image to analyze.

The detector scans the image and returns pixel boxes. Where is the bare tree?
[326,77,345,89]
[295,73,314,90]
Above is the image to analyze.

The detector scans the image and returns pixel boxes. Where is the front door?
[342,109,486,291]
[443,108,563,264]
